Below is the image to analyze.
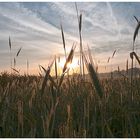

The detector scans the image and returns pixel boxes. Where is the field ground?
[0,72,140,138]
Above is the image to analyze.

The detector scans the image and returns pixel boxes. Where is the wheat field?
[1,2,140,138]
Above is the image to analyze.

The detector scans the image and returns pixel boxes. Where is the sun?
[58,57,79,70]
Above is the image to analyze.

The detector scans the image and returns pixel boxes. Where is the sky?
[0,2,140,75]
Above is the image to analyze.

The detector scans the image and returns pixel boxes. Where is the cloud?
[0,2,139,74]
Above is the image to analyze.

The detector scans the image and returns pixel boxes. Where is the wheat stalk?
[83,49,103,98]
[133,16,140,48]
[16,47,22,57]
[14,57,16,68]
[11,67,20,73]
[55,55,58,79]
[60,23,67,59]
[126,59,128,75]
[112,50,116,58]
[58,44,76,88]
[63,43,76,73]
[27,59,29,75]
[75,3,84,77]
[41,59,54,94]
[9,36,12,73]
[107,57,110,63]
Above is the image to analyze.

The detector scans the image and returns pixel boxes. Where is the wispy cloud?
[0,2,140,74]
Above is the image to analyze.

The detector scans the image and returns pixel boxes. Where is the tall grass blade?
[16,47,22,57]
[11,67,20,73]
[79,14,82,33]
[133,16,140,47]
[58,44,76,88]
[112,50,116,58]
[9,36,12,73]
[107,57,110,63]
[41,66,51,94]
[83,53,103,98]
[118,66,120,72]
[75,2,82,76]
[75,2,79,23]
[55,55,58,79]
[60,23,67,59]
[89,63,103,98]
[87,44,94,67]
[131,51,140,66]
[130,52,134,101]
[126,59,128,74]
[63,43,76,73]
[134,16,139,23]
[58,73,65,89]
[14,58,16,68]
[39,65,47,73]
[39,64,43,73]
[49,75,58,89]
[41,59,54,94]
[9,36,11,51]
